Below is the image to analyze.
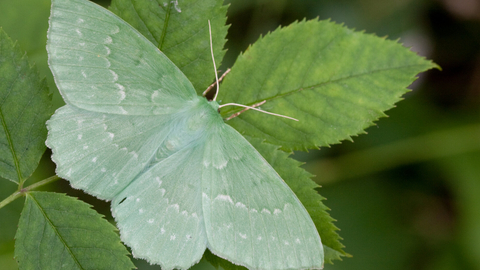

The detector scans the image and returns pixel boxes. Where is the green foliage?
[0,28,52,184]
[0,0,446,270]
[15,191,135,270]
[110,0,229,94]
[218,19,437,151]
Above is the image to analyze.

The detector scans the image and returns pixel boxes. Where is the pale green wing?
[110,99,221,269]
[46,104,176,200]
[48,0,197,115]
[111,145,207,270]
[202,123,324,270]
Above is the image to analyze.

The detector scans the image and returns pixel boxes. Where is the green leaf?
[14,191,134,270]
[204,249,247,270]
[0,28,52,184]
[218,19,438,151]
[109,0,229,94]
[246,136,347,264]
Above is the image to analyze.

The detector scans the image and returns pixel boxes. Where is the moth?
[46,0,324,269]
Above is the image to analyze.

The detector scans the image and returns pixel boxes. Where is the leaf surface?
[218,19,437,151]
[14,191,134,270]
[0,28,52,183]
[110,0,229,94]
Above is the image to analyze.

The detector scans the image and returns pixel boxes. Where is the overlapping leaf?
[218,19,437,151]
[0,28,52,183]
[15,192,134,270]
[110,0,229,94]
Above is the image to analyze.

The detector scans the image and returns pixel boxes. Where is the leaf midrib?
[29,194,85,270]
[222,63,427,115]
[0,97,22,183]
[158,1,174,51]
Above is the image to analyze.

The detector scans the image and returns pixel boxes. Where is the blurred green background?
[1,0,480,269]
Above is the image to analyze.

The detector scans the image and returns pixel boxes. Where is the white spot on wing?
[151,90,159,101]
[104,36,112,44]
[75,29,82,36]
[104,46,111,56]
[296,238,301,244]
[111,25,119,34]
[214,194,234,204]
[119,106,128,114]
[202,159,211,167]
[257,236,262,240]
[107,132,114,139]
[235,202,247,209]
[119,91,126,101]
[283,203,292,211]
[239,233,247,239]
[170,234,176,240]
[274,209,282,215]
[83,145,88,150]
[115,83,125,91]
[81,70,87,78]
[77,134,82,140]
[139,208,144,213]
[214,159,228,169]
[101,168,106,172]
[165,140,175,151]
[160,227,165,234]
[76,18,84,23]
[92,157,97,163]
[261,209,271,214]
[148,219,154,224]
[111,70,118,82]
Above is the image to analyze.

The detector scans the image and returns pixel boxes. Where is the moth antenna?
[220,101,299,121]
[206,22,295,122]
[203,68,231,97]
[207,20,220,101]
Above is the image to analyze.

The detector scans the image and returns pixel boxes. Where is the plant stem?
[0,190,22,210]
[0,175,60,210]
[305,123,480,184]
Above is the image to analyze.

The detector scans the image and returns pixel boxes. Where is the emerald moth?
[45,0,324,269]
